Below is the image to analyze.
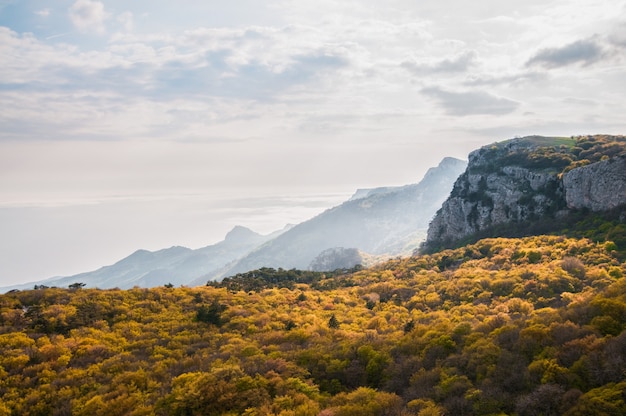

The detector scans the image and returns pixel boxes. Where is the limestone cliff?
[425,135,626,250]
[562,157,626,211]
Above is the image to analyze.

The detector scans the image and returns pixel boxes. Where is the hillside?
[221,157,467,277]
[425,135,626,252]
[1,235,625,415]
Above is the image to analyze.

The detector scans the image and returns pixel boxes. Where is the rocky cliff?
[425,135,626,250]
[562,156,626,211]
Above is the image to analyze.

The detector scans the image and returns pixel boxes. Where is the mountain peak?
[439,156,467,166]
[422,157,466,181]
[224,226,261,243]
[348,186,399,201]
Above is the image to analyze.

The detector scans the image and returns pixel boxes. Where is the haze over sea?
[0,189,358,286]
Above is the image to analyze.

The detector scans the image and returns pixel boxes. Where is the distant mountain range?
[1,157,466,292]
[2,226,285,291]
[217,157,467,278]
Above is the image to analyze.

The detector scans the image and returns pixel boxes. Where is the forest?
[1,234,625,415]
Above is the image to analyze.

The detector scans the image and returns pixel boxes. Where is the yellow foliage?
[0,234,624,414]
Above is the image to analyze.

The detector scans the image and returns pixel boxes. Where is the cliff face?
[563,156,626,211]
[425,135,626,249]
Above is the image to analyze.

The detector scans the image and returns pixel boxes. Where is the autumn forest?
[1,233,626,415]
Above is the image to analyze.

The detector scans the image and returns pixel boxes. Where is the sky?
[1,0,625,286]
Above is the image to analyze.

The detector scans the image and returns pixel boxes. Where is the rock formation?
[425,135,626,250]
[562,156,626,211]
[309,247,365,272]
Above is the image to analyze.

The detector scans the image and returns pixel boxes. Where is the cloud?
[526,38,605,68]
[116,11,134,33]
[401,50,477,74]
[608,21,626,49]
[0,24,353,143]
[421,86,519,116]
[143,49,347,101]
[0,24,348,102]
[35,9,51,18]
[68,0,109,34]
[464,71,546,87]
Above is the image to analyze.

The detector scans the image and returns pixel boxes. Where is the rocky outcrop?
[426,139,564,247]
[309,247,364,272]
[425,136,626,250]
[563,156,626,211]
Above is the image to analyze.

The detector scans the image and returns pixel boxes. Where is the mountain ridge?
[220,157,467,277]
[1,157,466,292]
[0,226,279,291]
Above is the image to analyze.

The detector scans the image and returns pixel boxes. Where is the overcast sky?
[1,0,625,286]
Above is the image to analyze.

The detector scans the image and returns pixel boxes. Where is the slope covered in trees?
[1,235,625,415]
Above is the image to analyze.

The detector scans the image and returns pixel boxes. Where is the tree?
[325,387,403,416]
[69,282,86,290]
[328,314,339,329]
[516,384,565,416]
[195,300,227,326]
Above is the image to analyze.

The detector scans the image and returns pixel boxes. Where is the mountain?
[2,157,465,292]
[4,138,626,415]
[220,157,467,276]
[1,226,281,291]
[425,135,626,251]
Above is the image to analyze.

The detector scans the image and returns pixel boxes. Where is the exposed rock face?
[425,136,626,249]
[426,139,564,246]
[563,156,626,211]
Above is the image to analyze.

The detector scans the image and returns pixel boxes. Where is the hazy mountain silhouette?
[220,157,467,276]
[1,158,466,291]
[1,226,282,291]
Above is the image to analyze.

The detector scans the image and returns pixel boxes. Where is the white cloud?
[35,8,51,18]
[116,11,134,33]
[464,71,547,87]
[607,18,626,49]
[68,0,109,34]
[401,50,477,75]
